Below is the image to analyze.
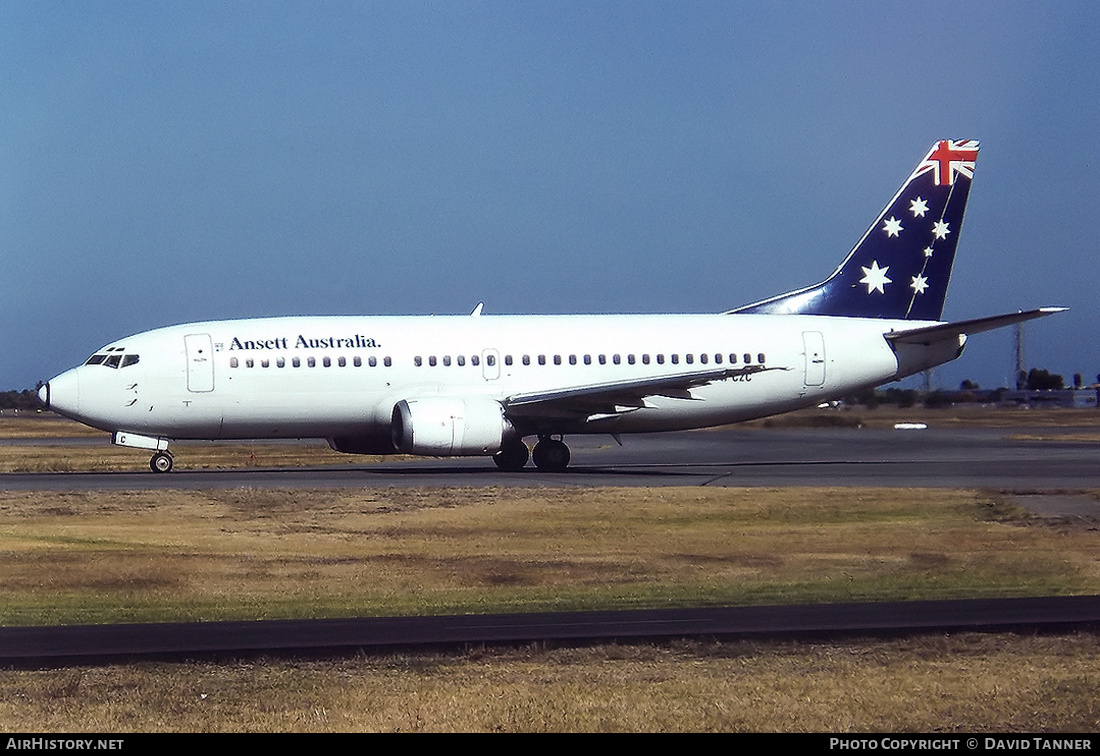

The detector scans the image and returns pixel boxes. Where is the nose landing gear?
[150,450,174,473]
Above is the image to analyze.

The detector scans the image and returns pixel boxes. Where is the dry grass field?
[1,633,1097,732]
[2,412,1098,731]
[0,484,1098,731]
[1,486,1097,626]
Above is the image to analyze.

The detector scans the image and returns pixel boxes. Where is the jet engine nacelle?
[391,396,512,456]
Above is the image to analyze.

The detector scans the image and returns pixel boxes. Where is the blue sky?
[3,1,1097,391]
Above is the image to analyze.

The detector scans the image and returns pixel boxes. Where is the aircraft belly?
[194,387,385,440]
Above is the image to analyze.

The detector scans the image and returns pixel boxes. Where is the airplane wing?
[503,364,788,420]
[885,307,1066,345]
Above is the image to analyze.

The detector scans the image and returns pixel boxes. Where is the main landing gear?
[493,439,529,471]
[149,450,174,473]
[532,436,570,472]
[493,436,571,472]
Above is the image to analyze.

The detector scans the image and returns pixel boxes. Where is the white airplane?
[38,140,1062,473]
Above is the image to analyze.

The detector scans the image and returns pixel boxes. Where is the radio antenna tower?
[1014,323,1025,389]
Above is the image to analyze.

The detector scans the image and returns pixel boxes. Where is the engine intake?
[391,397,512,456]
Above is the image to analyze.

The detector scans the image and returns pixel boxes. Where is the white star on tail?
[909,197,929,217]
[932,220,950,239]
[860,260,892,294]
[882,216,903,237]
[910,274,929,295]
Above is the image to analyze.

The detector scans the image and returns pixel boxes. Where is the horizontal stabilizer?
[885,307,1066,345]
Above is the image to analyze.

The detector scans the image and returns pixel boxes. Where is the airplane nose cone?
[42,368,80,418]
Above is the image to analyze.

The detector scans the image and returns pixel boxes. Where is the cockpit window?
[85,352,140,368]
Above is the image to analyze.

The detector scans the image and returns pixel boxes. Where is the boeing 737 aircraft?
[38,140,1062,472]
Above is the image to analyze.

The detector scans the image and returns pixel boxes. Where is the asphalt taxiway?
[3,425,1100,493]
[3,596,1098,664]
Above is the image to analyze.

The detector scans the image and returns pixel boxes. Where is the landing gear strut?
[150,450,174,473]
[532,436,570,472]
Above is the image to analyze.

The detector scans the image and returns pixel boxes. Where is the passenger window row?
[229,351,768,371]
[412,352,767,367]
[229,355,393,369]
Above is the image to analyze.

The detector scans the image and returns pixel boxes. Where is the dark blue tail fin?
[731,140,978,321]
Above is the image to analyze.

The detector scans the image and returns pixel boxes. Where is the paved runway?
[3,425,1100,492]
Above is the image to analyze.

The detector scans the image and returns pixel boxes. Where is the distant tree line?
[845,387,1007,409]
[844,365,1099,409]
[1017,368,1069,391]
[0,390,40,411]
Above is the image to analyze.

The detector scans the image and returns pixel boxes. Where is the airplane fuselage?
[42,313,950,452]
